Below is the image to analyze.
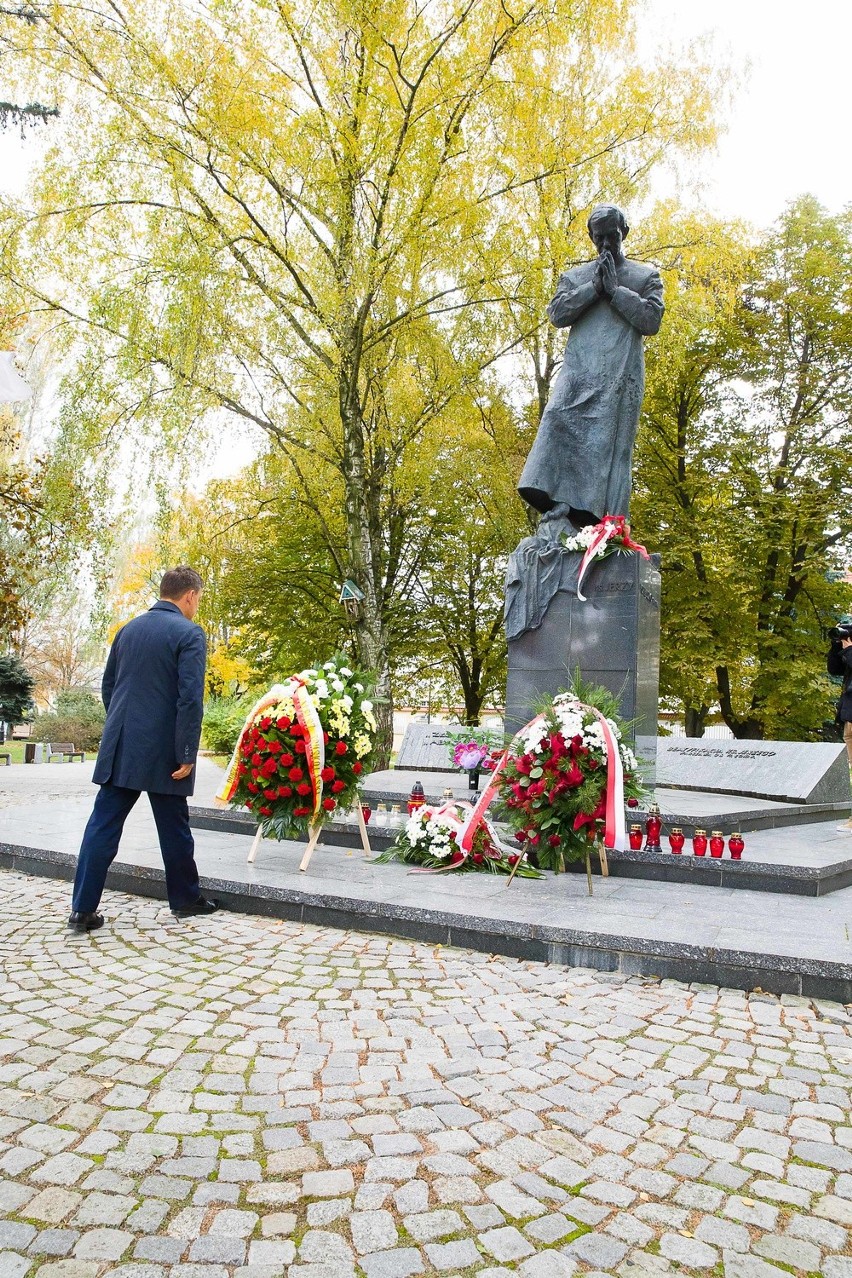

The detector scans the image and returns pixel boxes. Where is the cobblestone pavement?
[1,870,852,1278]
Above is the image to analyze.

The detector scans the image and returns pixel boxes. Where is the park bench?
[0,752,9,766]
[46,742,85,763]
[10,725,30,739]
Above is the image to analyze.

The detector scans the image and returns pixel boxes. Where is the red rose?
[296,783,312,797]
[293,805,310,816]
[267,739,282,754]
[449,850,464,865]
[259,716,272,730]
[237,764,247,777]
[261,758,278,777]
[264,788,277,800]
[472,852,484,865]
[288,766,304,781]
[251,753,262,766]
[320,766,335,782]
[277,716,291,730]
[259,805,272,816]
[241,739,253,756]
[323,797,336,811]
[352,762,363,775]
[335,741,347,756]
[627,797,638,808]
[278,785,292,798]
[280,752,294,767]
[290,724,303,737]
[247,782,259,794]
[548,834,561,847]
[508,853,519,865]
[528,833,540,845]
[331,780,346,793]
[295,740,306,755]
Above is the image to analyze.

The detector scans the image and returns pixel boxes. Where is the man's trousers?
[71,783,201,914]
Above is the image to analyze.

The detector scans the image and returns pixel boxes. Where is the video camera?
[829,622,852,642]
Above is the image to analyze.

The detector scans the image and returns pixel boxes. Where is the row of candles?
[629,805,745,858]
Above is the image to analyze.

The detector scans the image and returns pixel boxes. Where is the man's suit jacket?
[93,600,207,796]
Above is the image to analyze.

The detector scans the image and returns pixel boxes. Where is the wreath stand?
[247,804,373,872]
[503,839,609,893]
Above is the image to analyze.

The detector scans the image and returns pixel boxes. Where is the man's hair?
[160,566,203,600]
[587,204,630,240]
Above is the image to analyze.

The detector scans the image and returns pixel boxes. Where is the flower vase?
[468,768,480,792]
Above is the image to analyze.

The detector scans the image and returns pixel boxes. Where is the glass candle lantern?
[628,824,643,850]
[692,828,708,856]
[728,832,745,860]
[374,803,387,827]
[668,827,685,855]
[644,803,663,852]
[709,830,725,858]
[407,780,425,815]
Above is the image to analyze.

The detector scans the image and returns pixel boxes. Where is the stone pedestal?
[505,549,661,785]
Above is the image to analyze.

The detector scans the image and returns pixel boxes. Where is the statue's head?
[587,205,629,257]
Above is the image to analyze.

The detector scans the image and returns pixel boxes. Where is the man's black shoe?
[172,896,220,918]
[67,912,104,933]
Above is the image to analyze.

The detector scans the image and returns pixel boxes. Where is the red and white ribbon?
[455,705,627,860]
[576,515,649,602]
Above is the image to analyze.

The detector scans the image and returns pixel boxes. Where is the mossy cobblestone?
[0,869,850,1276]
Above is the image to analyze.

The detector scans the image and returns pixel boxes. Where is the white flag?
[0,351,33,403]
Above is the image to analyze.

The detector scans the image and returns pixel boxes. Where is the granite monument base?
[505,549,661,785]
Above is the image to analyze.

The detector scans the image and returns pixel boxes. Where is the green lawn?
[0,742,27,764]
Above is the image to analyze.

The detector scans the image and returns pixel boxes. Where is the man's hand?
[172,763,194,780]
[841,638,852,649]
[598,249,617,298]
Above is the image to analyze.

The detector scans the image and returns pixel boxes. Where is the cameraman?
[828,622,852,827]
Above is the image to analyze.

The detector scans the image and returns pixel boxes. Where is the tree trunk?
[715,665,765,739]
[339,350,394,768]
[684,705,708,738]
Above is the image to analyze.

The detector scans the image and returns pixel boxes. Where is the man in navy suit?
[68,566,218,931]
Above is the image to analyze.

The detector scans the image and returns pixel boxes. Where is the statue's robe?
[518,258,664,521]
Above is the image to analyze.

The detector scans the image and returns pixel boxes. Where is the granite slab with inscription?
[395,723,456,772]
[658,737,850,805]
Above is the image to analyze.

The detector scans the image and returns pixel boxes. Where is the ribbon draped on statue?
[576,514,649,601]
[216,677,325,825]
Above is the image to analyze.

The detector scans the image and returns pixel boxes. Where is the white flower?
[354,682,364,692]
[340,695,353,711]
[361,699,373,712]
[323,661,336,671]
[521,722,549,754]
[340,667,353,677]
[331,679,344,692]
